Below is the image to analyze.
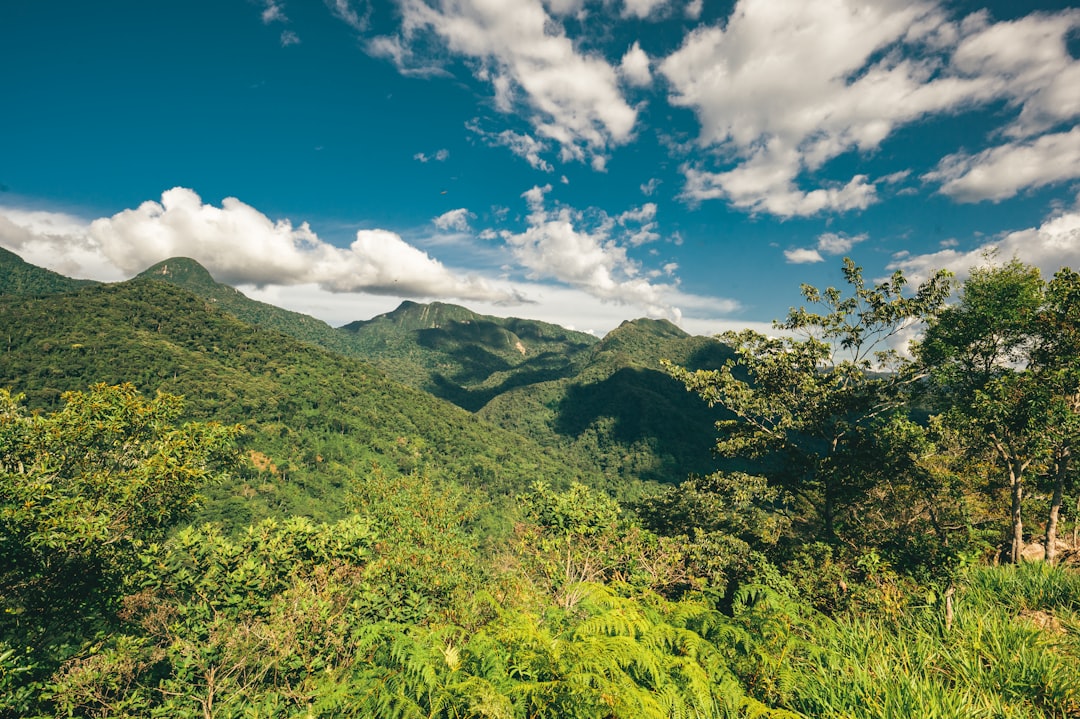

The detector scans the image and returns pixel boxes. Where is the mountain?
[2,250,738,492]
[477,318,738,486]
[340,300,600,411]
[136,257,360,355]
[0,246,99,295]
[0,277,601,527]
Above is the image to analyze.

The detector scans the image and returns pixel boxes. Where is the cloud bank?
[657,0,1080,216]
[0,188,512,302]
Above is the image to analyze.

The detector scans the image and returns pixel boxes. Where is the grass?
[787,563,1080,719]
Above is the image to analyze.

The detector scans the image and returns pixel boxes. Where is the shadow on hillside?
[426,352,584,412]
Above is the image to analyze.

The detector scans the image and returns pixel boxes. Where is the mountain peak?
[137,257,222,290]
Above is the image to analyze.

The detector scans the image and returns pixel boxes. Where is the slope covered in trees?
[0,277,599,525]
[479,318,738,485]
[0,247,98,296]
[133,256,739,485]
[340,299,600,411]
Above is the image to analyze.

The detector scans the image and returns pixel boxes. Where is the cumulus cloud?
[366,0,637,166]
[784,248,824,264]
[659,0,1080,216]
[784,231,867,263]
[619,41,652,87]
[280,30,300,46]
[0,188,514,302]
[925,126,1080,202]
[816,231,868,255]
[950,10,1080,138]
[0,193,747,337]
[492,187,690,319]
[433,208,474,232]
[0,208,125,281]
[623,0,669,19]
[888,207,1080,285]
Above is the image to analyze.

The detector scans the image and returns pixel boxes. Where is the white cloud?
[618,203,660,246]
[619,41,652,87]
[368,0,637,166]
[659,0,1080,217]
[326,0,368,31]
[925,126,1080,202]
[623,0,669,20]
[0,208,125,281]
[0,188,514,302]
[888,207,1080,285]
[280,30,300,46]
[784,248,825,264]
[816,231,868,255]
[684,0,702,20]
[640,178,660,196]
[433,208,474,232]
[950,10,1080,138]
[498,186,684,319]
[413,148,450,163]
[467,122,553,172]
[0,194,747,339]
[261,1,287,23]
[785,231,867,264]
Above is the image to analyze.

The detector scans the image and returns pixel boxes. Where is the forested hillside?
[0,247,98,296]
[138,256,736,486]
[0,276,599,525]
[2,251,1079,718]
[479,318,738,483]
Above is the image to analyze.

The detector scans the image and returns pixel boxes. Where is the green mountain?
[0,246,98,295]
[477,318,738,486]
[0,277,600,527]
[340,300,600,411]
[136,257,359,354]
[2,250,737,493]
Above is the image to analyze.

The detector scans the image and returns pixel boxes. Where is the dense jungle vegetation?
[1,249,1079,717]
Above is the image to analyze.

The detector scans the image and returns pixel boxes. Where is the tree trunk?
[1009,459,1024,564]
[824,484,835,540]
[1045,449,1069,564]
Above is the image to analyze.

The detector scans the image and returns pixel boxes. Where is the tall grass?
[788,563,1080,719]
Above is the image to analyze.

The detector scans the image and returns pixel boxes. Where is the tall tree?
[1032,269,1080,562]
[665,259,951,543]
[917,260,1048,564]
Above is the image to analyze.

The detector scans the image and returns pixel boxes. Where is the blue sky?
[2,0,1079,336]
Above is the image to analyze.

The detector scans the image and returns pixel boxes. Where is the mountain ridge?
[2,250,736,488]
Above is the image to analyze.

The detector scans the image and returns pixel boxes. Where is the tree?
[917,260,1049,564]
[1032,268,1080,562]
[0,383,241,709]
[665,258,951,544]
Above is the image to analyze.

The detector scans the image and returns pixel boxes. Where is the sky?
[1,0,1079,337]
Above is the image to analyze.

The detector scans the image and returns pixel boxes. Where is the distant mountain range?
[0,248,733,515]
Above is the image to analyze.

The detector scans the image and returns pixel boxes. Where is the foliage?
[664,258,952,546]
[917,260,1080,563]
[789,563,1080,719]
[0,247,97,296]
[0,278,598,525]
[0,383,241,715]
